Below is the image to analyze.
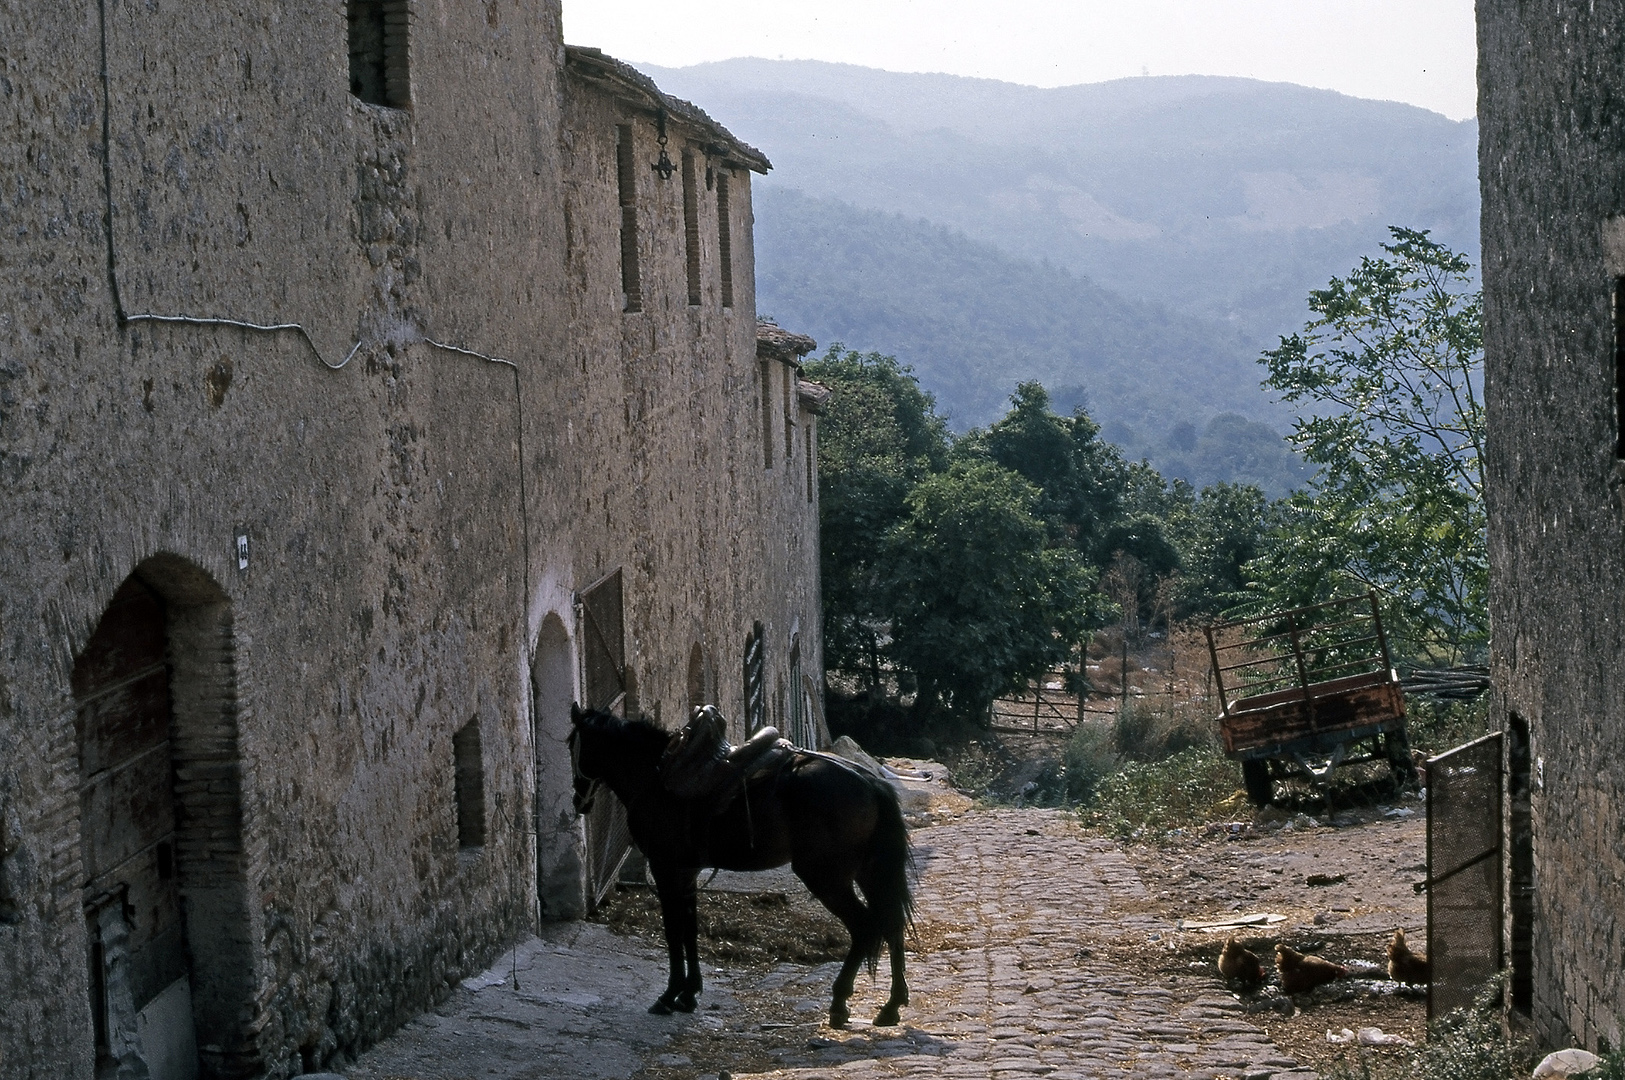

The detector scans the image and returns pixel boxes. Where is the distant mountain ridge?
[633,59,1479,490]
[643,60,1479,336]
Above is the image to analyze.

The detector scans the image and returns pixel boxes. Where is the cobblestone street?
[350,802,1391,1079]
[657,808,1320,1080]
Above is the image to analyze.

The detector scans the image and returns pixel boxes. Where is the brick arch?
[73,554,255,1080]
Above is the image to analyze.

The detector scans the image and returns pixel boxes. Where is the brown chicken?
[1387,928,1430,985]
[1275,943,1348,994]
[1218,935,1263,988]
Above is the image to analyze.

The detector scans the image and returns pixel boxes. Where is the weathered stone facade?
[0,3,821,1075]
[1479,1,1625,1052]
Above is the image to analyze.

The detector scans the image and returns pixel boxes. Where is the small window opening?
[348,0,411,109]
[716,170,733,308]
[743,622,766,733]
[783,364,795,459]
[806,417,816,504]
[453,719,486,849]
[787,634,805,747]
[1615,279,1625,458]
[687,642,706,713]
[155,840,175,881]
[0,843,17,925]
[760,359,774,468]
[682,150,702,306]
[617,125,642,313]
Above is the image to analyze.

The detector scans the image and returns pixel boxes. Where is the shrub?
[1405,695,1493,757]
[1083,745,1242,839]
[1063,721,1118,804]
[1112,697,1214,762]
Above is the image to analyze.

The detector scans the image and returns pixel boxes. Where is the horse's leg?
[649,863,699,1014]
[872,922,909,1027]
[796,868,875,1029]
[679,878,701,1011]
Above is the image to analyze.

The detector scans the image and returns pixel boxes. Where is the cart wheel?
[1242,759,1274,806]
[1385,730,1418,791]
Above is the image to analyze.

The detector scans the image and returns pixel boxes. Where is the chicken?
[1218,935,1263,988]
[1386,928,1430,985]
[1275,943,1348,994]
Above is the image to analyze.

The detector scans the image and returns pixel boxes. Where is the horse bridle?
[567,725,602,817]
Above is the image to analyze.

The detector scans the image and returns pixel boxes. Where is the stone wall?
[1479,0,1625,1052]
[0,4,821,1076]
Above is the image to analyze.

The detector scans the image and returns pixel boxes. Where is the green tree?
[883,461,1102,721]
[1166,482,1270,616]
[802,346,950,684]
[1246,227,1486,661]
[973,381,1129,565]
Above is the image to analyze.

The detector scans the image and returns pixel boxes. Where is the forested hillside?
[755,189,1309,493]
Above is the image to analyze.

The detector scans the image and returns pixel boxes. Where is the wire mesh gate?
[1426,731,1503,1019]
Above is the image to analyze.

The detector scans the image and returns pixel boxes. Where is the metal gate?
[579,569,633,906]
[1427,731,1503,1019]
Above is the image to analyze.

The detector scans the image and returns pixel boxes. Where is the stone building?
[1478,1,1625,1053]
[0,2,824,1076]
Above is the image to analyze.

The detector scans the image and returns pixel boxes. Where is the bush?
[1083,745,1242,839]
[1063,722,1118,804]
[1113,697,1214,762]
[1405,695,1493,757]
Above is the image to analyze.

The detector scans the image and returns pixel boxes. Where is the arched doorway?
[531,613,584,919]
[73,557,253,1080]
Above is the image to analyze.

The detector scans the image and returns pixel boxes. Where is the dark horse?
[568,705,913,1027]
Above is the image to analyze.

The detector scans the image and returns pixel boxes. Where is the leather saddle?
[660,704,793,814]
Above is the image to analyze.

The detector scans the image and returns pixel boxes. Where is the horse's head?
[568,702,601,816]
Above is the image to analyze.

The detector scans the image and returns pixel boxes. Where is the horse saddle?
[661,705,793,813]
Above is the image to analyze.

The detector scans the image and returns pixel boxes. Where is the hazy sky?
[563,0,1478,121]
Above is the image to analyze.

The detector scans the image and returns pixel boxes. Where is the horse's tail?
[861,773,915,971]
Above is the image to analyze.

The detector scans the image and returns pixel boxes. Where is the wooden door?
[74,576,197,1079]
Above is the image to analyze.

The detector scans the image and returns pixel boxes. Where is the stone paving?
[344,807,1320,1080]
[712,808,1318,1080]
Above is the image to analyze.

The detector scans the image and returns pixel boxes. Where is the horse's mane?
[575,706,670,757]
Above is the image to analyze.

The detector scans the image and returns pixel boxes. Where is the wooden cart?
[1203,593,1417,805]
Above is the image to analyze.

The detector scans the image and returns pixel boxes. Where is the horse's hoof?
[829,1005,850,1029]
[874,1004,901,1027]
[648,999,674,1015]
[673,993,697,1013]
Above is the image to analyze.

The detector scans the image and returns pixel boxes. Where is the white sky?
[563,0,1478,121]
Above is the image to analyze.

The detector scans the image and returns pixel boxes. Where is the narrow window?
[687,643,706,713]
[716,170,733,309]
[787,635,805,746]
[806,416,816,504]
[783,363,795,459]
[743,622,766,732]
[0,842,16,925]
[348,1,410,108]
[617,125,642,313]
[761,359,774,468]
[453,719,486,849]
[1615,278,1625,458]
[682,150,702,306]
